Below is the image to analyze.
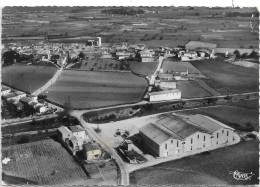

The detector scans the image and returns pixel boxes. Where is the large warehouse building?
[139,114,238,157]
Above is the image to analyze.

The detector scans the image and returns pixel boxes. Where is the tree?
[233,50,240,58]
[248,50,258,59]
[241,53,248,59]
[159,36,163,40]
[2,50,20,65]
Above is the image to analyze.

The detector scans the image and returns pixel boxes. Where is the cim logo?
[229,170,255,181]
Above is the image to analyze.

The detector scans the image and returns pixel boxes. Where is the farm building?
[149,89,181,102]
[83,142,102,161]
[185,41,217,50]
[139,114,237,157]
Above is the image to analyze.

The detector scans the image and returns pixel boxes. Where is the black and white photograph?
[1,0,259,186]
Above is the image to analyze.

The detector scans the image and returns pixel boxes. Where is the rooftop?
[83,142,101,151]
[69,125,85,133]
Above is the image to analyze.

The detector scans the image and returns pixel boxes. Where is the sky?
[0,0,259,7]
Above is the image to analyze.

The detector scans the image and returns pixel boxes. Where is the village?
[1,5,259,187]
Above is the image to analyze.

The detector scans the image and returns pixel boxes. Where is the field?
[176,102,259,131]
[2,7,258,48]
[127,61,158,75]
[190,60,259,94]
[2,139,89,185]
[2,64,58,93]
[46,70,148,109]
[70,58,127,71]
[177,80,212,98]
[130,140,259,185]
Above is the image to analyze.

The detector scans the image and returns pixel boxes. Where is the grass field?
[2,64,58,93]
[190,60,259,94]
[176,102,259,131]
[127,61,158,75]
[177,80,212,98]
[130,140,259,185]
[46,70,148,109]
[2,139,88,185]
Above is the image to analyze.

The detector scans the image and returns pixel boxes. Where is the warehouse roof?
[139,123,182,145]
[156,114,210,139]
[183,114,234,133]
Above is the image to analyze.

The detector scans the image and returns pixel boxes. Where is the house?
[1,86,11,96]
[27,95,38,102]
[149,89,181,102]
[13,91,26,100]
[116,52,131,60]
[69,125,88,140]
[83,142,102,161]
[57,126,73,142]
[70,136,85,151]
[3,91,26,103]
[139,114,237,157]
[13,101,24,110]
[101,51,112,59]
[36,105,46,113]
[20,96,33,105]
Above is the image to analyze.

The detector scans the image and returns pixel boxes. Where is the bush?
[207,98,218,104]
[17,135,30,144]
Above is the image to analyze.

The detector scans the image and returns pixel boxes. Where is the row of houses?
[139,113,238,157]
[1,85,46,113]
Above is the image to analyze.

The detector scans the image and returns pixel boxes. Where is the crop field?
[2,139,88,185]
[177,80,212,98]
[127,61,158,75]
[2,64,57,93]
[46,70,148,109]
[71,59,127,71]
[176,103,259,131]
[190,60,259,94]
[130,140,259,185]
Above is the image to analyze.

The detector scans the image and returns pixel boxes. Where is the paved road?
[2,114,57,127]
[71,111,129,185]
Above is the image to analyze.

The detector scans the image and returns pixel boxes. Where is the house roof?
[69,125,84,133]
[185,41,217,50]
[4,93,17,99]
[58,126,71,135]
[149,89,181,96]
[83,142,100,151]
[20,97,33,103]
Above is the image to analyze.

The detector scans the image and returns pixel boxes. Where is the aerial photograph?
[1,2,259,186]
